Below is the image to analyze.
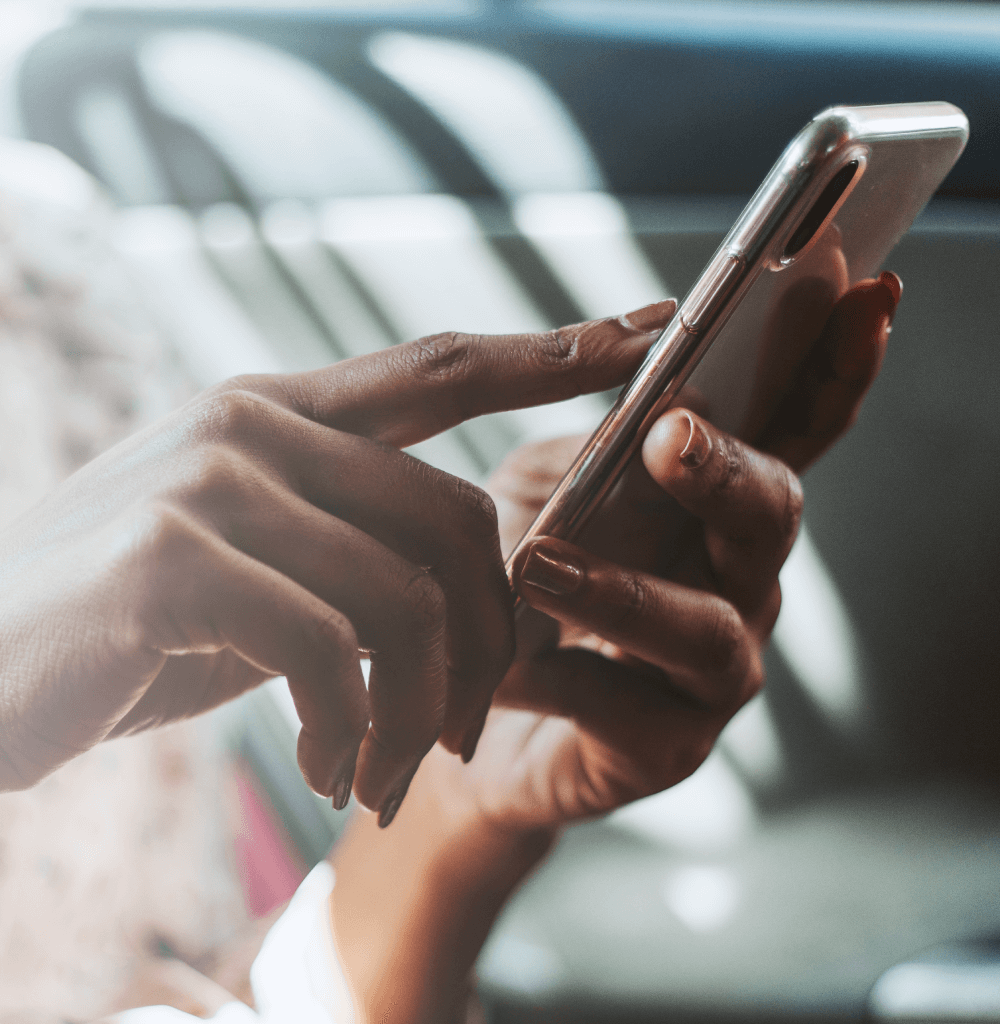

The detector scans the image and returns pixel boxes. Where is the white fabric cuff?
[114,862,355,1024]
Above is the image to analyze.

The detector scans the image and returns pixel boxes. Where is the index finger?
[757,272,899,472]
[229,300,676,449]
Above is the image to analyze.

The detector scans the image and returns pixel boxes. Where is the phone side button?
[679,251,745,333]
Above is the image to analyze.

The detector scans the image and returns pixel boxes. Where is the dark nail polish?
[878,271,903,319]
[834,273,902,380]
[461,706,490,764]
[623,299,676,334]
[521,543,585,596]
[679,412,712,469]
[332,770,354,812]
[378,786,407,829]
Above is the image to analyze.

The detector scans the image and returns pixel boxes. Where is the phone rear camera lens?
[784,160,859,258]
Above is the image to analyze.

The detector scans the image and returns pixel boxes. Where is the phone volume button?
[679,251,746,333]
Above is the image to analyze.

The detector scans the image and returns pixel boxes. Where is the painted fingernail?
[377,777,413,829]
[679,412,712,469]
[460,705,490,764]
[878,271,902,319]
[621,299,675,333]
[834,274,902,380]
[521,542,585,596]
[332,767,354,811]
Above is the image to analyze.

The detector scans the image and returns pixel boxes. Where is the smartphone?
[505,101,969,588]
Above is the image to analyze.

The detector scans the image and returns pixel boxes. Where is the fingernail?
[332,766,354,811]
[621,299,676,334]
[833,274,901,380]
[679,412,712,469]
[878,271,902,320]
[377,775,414,829]
[521,542,585,596]
[460,705,490,764]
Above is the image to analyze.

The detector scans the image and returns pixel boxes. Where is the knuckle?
[700,599,746,677]
[606,572,649,632]
[748,463,804,561]
[740,655,766,705]
[214,373,262,395]
[316,612,369,739]
[128,504,205,642]
[541,325,580,365]
[451,476,499,538]
[197,387,271,442]
[140,501,200,567]
[536,326,587,394]
[399,570,447,641]
[318,606,360,661]
[180,447,245,503]
[712,435,750,496]
[405,331,472,383]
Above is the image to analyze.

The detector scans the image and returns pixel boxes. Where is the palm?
[446,703,699,835]
[447,707,620,830]
[427,566,733,834]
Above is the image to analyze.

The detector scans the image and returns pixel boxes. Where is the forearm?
[328,749,557,1024]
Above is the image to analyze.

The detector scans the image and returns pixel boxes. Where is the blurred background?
[1,1,999,1021]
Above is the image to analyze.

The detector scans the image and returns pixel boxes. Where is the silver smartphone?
[505,101,969,587]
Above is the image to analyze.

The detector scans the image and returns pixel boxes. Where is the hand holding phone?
[506,102,967,592]
[458,269,897,834]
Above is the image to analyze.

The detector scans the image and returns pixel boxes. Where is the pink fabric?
[233,766,306,918]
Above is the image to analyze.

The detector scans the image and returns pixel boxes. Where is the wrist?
[329,746,557,1024]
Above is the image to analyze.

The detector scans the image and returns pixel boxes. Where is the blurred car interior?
[2,1,1000,1021]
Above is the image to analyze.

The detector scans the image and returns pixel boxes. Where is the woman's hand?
[0,301,677,816]
[329,274,899,1024]
[409,272,899,834]
[474,413,796,826]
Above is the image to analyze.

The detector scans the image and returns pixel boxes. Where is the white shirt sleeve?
[113,863,355,1024]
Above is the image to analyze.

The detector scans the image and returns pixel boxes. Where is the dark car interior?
[9,2,1000,1020]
